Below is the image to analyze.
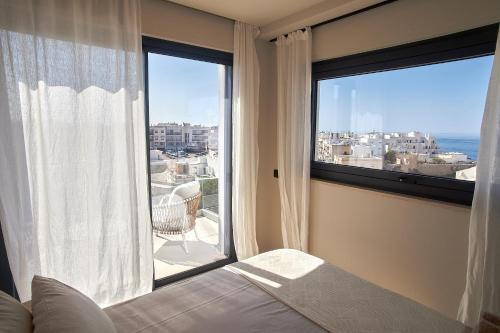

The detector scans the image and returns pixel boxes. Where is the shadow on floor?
[154,240,224,267]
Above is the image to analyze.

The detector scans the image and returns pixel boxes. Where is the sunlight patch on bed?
[224,266,282,288]
[228,249,325,284]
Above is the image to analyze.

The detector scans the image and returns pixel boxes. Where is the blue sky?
[148,53,221,126]
[317,55,494,137]
[148,52,494,137]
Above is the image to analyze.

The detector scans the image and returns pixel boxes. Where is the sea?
[434,135,480,161]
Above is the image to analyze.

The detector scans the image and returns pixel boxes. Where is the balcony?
[150,176,226,280]
[153,215,225,279]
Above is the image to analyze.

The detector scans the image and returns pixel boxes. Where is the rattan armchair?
[151,181,201,253]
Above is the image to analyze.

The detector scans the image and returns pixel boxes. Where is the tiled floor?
[153,216,227,279]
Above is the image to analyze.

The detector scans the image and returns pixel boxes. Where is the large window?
[311,24,498,205]
[143,37,234,287]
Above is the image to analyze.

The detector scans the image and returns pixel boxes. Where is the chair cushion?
[0,290,33,333]
[170,181,200,200]
[31,276,116,333]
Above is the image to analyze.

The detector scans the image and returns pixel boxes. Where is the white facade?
[334,155,383,169]
[150,149,162,160]
[208,127,218,150]
[149,123,216,152]
[316,131,440,162]
[434,152,468,163]
[188,157,209,176]
[384,131,439,155]
[456,166,476,181]
[351,145,373,158]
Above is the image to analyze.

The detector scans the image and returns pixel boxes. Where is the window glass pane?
[315,56,494,181]
[148,53,228,280]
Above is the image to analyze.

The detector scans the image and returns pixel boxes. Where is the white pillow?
[0,290,33,333]
[31,276,116,333]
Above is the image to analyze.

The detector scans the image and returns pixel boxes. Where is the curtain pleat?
[232,21,260,260]
[458,29,500,328]
[276,28,311,252]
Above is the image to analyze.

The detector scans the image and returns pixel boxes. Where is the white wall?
[309,181,471,319]
[255,40,283,252]
[141,0,233,52]
[313,0,500,61]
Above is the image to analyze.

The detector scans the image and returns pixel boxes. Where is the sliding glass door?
[143,38,234,286]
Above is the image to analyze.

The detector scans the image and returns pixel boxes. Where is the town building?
[149,123,217,152]
[317,131,442,163]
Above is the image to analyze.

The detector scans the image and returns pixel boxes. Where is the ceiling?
[166,0,388,40]
[166,0,327,26]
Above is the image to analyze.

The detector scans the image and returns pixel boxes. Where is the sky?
[148,52,494,137]
[317,55,494,137]
[148,53,222,126]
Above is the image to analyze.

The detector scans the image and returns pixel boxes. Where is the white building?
[188,157,209,176]
[150,149,162,160]
[315,131,444,164]
[433,152,468,163]
[456,166,476,181]
[351,144,373,158]
[384,131,439,155]
[149,123,216,152]
[334,155,383,169]
[208,127,218,151]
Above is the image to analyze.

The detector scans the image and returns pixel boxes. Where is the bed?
[104,249,470,333]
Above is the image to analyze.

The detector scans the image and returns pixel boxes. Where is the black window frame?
[311,24,499,206]
[142,36,236,289]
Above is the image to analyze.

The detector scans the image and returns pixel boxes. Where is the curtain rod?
[269,0,398,42]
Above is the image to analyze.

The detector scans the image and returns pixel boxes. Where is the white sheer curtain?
[276,28,312,252]
[458,31,500,328]
[232,21,260,260]
[0,0,153,306]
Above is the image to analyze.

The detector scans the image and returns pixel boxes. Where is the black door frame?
[142,36,236,289]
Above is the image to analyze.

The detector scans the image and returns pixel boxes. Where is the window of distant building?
[311,24,498,205]
[143,37,235,288]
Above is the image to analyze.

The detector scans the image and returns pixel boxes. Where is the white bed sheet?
[105,267,325,333]
[228,249,470,333]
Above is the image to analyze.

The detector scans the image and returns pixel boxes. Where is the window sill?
[311,163,474,206]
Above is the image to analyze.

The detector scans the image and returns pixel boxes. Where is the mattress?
[104,267,325,332]
[105,249,470,333]
[228,249,470,333]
